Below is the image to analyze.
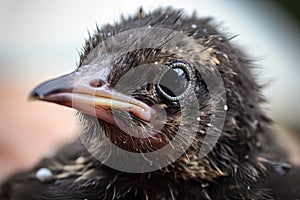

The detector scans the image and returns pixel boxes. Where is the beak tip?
[28,72,75,102]
[28,89,45,101]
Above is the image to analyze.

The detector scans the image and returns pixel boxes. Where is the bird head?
[29,8,280,183]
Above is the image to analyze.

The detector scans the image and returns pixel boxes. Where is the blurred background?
[0,0,299,182]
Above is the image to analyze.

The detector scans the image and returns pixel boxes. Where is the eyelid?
[166,60,192,81]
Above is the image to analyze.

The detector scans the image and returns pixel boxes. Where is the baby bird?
[0,8,294,200]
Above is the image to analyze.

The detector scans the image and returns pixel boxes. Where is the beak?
[29,71,154,125]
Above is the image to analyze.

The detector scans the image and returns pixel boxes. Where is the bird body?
[0,8,296,200]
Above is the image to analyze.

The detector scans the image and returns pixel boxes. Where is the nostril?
[90,79,105,88]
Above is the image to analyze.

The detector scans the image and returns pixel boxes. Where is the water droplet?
[165,15,169,18]
[247,186,251,190]
[201,183,209,188]
[129,34,132,37]
[245,155,249,159]
[224,105,228,111]
[107,32,111,36]
[154,61,158,65]
[256,141,261,147]
[76,156,85,164]
[196,117,201,121]
[207,123,212,127]
[191,24,197,29]
[148,25,152,28]
[36,168,52,182]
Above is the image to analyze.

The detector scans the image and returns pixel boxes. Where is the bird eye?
[157,60,192,101]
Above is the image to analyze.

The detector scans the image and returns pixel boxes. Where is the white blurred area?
[0,0,299,181]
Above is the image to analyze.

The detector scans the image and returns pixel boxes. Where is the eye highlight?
[157,60,192,101]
